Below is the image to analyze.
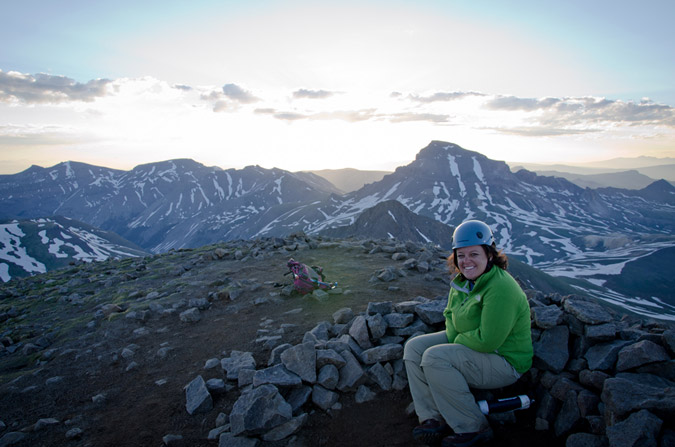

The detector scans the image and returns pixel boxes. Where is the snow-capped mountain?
[0,159,339,252]
[0,216,147,281]
[320,200,455,249]
[1,141,674,317]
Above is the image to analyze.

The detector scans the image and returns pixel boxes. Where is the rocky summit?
[0,234,674,447]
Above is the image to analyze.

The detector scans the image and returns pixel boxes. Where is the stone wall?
[184,289,675,447]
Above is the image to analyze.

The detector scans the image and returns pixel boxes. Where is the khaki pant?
[403,331,521,433]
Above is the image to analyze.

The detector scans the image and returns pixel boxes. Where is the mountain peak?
[644,178,675,192]
[415,141,471,160]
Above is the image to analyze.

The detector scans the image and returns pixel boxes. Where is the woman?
[403,220,533,447]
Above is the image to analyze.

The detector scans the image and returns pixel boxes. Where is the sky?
[1,0,674,174]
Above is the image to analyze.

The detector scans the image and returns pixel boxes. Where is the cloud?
[387,113,451,123]
[406,91,485,103]
[485,96,561,111]
[484,95,675,135]
[202,83,260,112]
[273,111,307,121]
[0,124,82,146]
[265,108,451,125]
[213,100,229,113]
[222,83,259,103]
[312,109,377,122]
[0,70,111,104]
[491,126,601,137]
[293,89,336,99]
[269,109,377,122]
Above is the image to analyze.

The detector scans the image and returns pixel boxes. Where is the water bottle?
[477,395,532,415]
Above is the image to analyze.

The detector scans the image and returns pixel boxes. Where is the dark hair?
[447,243,509,278]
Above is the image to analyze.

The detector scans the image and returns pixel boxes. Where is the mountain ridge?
[1,141,674,317]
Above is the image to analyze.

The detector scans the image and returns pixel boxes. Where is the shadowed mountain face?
[320,200,455,249]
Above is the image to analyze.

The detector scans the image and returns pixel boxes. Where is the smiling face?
[455,244,491,280]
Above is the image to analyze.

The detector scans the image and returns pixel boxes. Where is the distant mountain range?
[510,157,675,190]
[1,141,674,318]
[303,168,389,193]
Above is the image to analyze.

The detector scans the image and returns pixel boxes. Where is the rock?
[376,267,398,282]
[312,385,339,410]
[579,370,610,391]
[179,307,201,323]
[333,308,354,324]
[554,390,581,437]
[403,258,418,269]
[221,351,257,380]
[285,386,312,415]
[206,378,227,394]
[366,313,387,340]
[383,312,414,328]
[563,298,613,325]
[308,321,332,341]
[230,384,292,436]
[312,289,329,302]
[65,428,83,440]
[361,344,404,364]
[162,434,183,446]
[0,432,26,446]
[33,417,59,431]
[355,385,377,403]
[349,316,373,349]
[550,378,584,401]
[585,340,631,371]
[601,375,675,421]
[367,362,392,391]
[185,375,213,415]
[565,433,608,447]
[204,358,220,369]
[605,409,662,447]
[316,349,346,369]
[238,368,255,388]
[534,325,569,373]
[317,364,340,390]
[577,390,601,417]
[208,425,229,440]
[367,301,394,315]
[585,323,616,343]
[414,300,446,325]
[532,305,564,329]
[261,413,308,442]
[218,432,260,447]
[281,342,317,383]
[393,319,431,337]
[268,343,293,366]
[253,364,302,387]
[336,349,366,392]
[616,340,669,372]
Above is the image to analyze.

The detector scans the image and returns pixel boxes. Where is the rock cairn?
[182,289,675,447]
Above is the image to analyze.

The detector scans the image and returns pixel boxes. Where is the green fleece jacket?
[443,266,533,373]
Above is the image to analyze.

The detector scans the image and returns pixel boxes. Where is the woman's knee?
[403,334,426,362]
[420,343,472,368]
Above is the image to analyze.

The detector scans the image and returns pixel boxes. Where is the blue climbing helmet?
[451,220,494,249]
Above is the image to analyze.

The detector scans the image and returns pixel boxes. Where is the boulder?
[230,384,292,436]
